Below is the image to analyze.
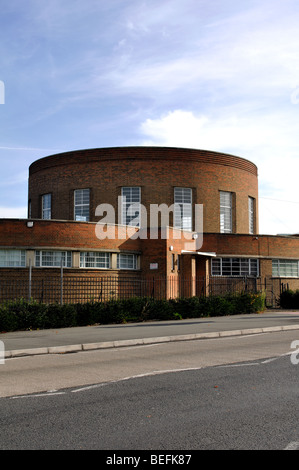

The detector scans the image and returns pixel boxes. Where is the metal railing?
[0,270,271,305]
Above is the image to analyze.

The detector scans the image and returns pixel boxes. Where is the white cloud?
[0,206,27,219]
[1,0,299,236]
[140,109,299,235]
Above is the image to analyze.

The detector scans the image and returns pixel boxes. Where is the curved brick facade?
[0,146,297,307]
[29,146,259,234]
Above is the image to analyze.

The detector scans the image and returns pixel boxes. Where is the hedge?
[0,292,266,333]
[279,289,299,309]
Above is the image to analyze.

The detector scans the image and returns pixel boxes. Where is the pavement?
[1,310,299,358]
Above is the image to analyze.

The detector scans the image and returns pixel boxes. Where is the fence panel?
[0,272,270,305]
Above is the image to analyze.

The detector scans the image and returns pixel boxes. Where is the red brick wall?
[199,233,299,260]
[1,220,298,261]
[0,220,299,303]
[0,219,141,252]
[29,147,259,234]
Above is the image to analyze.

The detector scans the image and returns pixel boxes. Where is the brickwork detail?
[29,146,259,234]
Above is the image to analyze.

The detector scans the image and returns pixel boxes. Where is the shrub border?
[0,292,266,333]
[279,289,299,309]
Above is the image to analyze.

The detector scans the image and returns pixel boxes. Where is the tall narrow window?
[74,189,90,221]
[171,253,175,271]
[249,197,255,234]
[220,191,232,233]
[174,187,192,231]
[121,187,141,227]
[42,194,51,219]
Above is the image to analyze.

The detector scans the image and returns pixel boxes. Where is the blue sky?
[0,0,298,234]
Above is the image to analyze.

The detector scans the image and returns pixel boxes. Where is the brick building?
[0,146,298,305]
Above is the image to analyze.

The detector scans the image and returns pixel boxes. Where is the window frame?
[272,259,299,278]
[121,187,141,227]
[42,193,51,220]
[211,257,259,277]
[35,250,72,268]
[220,191,233,234]
[249,196,255,235]
[74,188,90,222]
[174,187,192,231]
[0,249,26,267]
[117,253,138,270]
[80,251,110,269]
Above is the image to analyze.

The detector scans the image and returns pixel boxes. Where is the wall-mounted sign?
[150,263,158,270]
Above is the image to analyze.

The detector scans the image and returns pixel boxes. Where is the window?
[35,251,72,268]
[80,252,110,269]
[249,197,255,234]
[42,194,51,219]
[220,191,232,233]
[174,187,192,231]
[121,187,141,227]
[74,189,90,221]
[0,250,26,267]
[171,253,175,271]
[211,258,259,277]
[272,259,299,277]
[117,253,137,270]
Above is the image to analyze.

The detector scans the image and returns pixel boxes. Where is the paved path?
[1,310,299,358]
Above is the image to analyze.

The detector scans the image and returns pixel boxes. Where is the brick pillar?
[181,254,196,297]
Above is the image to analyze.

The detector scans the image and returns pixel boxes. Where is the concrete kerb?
[5,324,299,358]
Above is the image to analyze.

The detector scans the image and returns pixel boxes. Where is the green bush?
[75,301,105,326]
[169,296,208,319]
[45,303,77,329]
[0,299,48,331]
[0,291,266,333]
[145,299,175,321]
[206,296,234,316]
[118,297,150,322]
[0,303,18,332]
[99,300,127,324]
[280,290,299,309]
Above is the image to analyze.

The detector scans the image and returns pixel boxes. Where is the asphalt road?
[1,311,299,452]
[1,328,299,450]
[2,310,299,354]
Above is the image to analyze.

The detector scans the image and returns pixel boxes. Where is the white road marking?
[7,346,296,399]
[71,367,203,393]
[10,391,66,399]
[284,441,299,450]
[111,343,166,351]
[239,333,267,338]
[261,351,293,364]
[217,362,260,368]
